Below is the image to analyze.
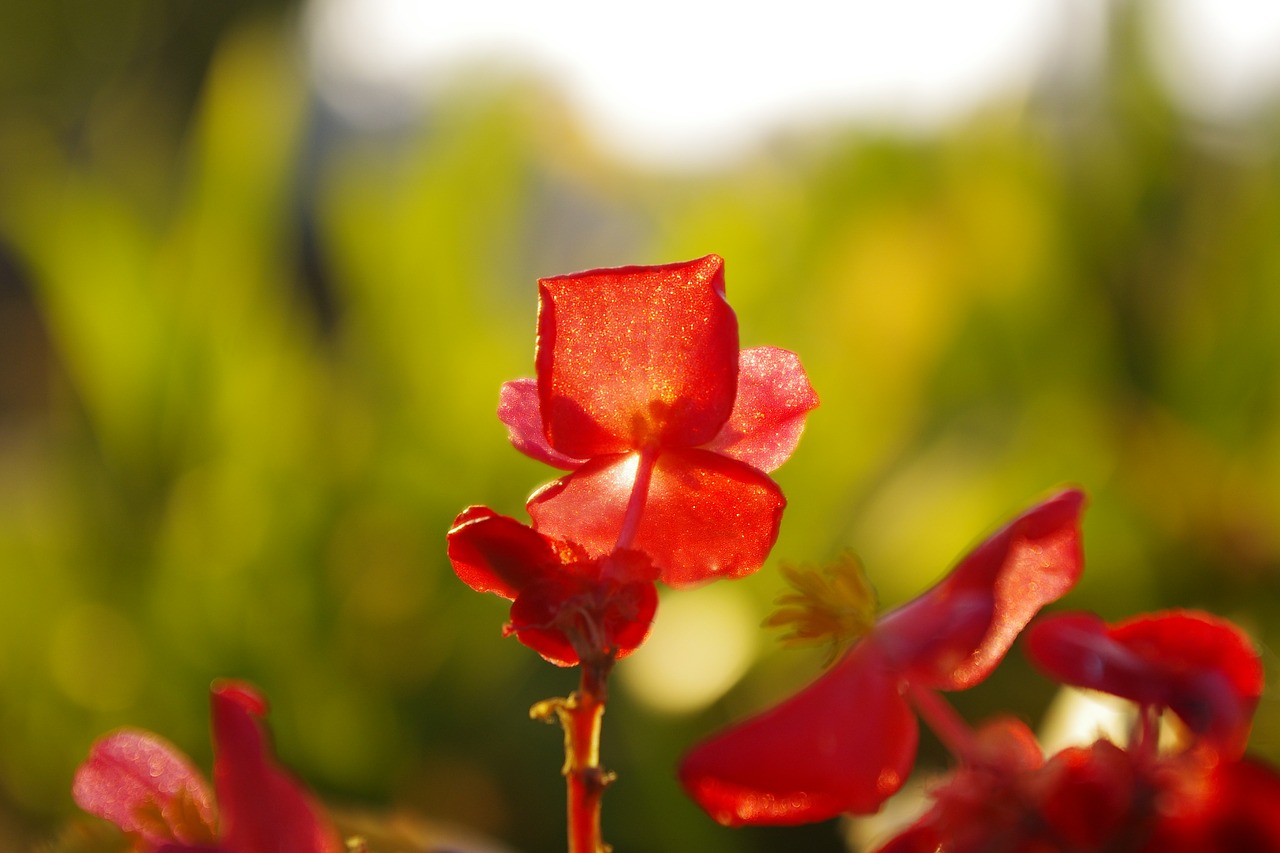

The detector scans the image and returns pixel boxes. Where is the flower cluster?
[678,490,1280,851]
[448,255,818,665]
[72,681,343,853]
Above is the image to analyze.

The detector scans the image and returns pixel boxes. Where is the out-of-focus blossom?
[679,489,1085,825]
[73,681,343,853]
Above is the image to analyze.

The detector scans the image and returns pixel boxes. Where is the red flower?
[678,489,1085,826]
[873,609,1280,852]
[72,681,342,853]
[497,255,818,587]
[447,506,659,667]
[1025,609,1263,758]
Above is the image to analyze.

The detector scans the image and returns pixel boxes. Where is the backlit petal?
[878,488,1086,691]
[526,449,785,587]
[536,255,738,458]
[447,506,560,599]
[72,729,217,847]
[679,640,917,825]
[705,346,819,473]
[211,681,343,853]
[497,378,585,470]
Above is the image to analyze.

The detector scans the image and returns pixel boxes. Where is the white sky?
[304,0,1280,164]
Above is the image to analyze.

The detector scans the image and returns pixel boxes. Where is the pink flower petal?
[878,488,1086,691]
[497,378,585,470]
[535,255,739,459]
[679,640,918,825]
[705,346,819,473]
[72,729,217,847]
[526,448,785,587]
[210,681,342,853]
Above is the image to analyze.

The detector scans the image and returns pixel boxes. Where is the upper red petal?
[447,506,561,599]
[497,378,586,470]
[1025,609,1263,757]
[876,488,1086,691]
[535,255,739,458]
[679,639,918,825]
[210,681,343,853]
[526,448,785,587]
[704,346,819,473]
[72,728,217,847]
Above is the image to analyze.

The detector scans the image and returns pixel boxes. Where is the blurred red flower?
[678,488,1085,825]
[874,609,1280,852]
[72,681,342,853]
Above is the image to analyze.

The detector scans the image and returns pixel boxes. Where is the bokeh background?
[3,1,1280,851]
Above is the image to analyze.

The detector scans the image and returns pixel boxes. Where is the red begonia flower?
[497,256,818,587]
[73,681,342,853]
[679,489,1085,826]
[447,506,659,666]
[1024,610,1263,758]
[875,736,1280,853]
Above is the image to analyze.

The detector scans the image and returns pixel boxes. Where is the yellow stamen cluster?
[764,552,878,667]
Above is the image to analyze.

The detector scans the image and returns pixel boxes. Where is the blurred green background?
[2,2,1280,852]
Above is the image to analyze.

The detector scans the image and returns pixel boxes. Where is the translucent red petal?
[447,506,559,599]
[704,346,819,473]
[535,255,739,459]
[679,640,918,825]
[878,488,1086,691]
[210,681,343,853]
[526,448,785,587]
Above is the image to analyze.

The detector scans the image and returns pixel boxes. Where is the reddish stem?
[560,661,613,853]
[908,683,980,765]
[614,445,658,552]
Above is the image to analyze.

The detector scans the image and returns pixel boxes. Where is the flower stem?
[908,683,979,765]
[533,659,615,853]
[614,445,658,552]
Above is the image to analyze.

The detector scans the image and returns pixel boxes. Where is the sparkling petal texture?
[72,729,217,847]
[877,488,1086,691]
[536,255,739,459]
[1025,610,1263,757]
[447,506,560,599]
[678,640,918,825]
[210,681,343,853]
[526,448,786,587]
[704,346,820,473]
[497,378,585,470]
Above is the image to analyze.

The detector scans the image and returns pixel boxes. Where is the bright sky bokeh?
[305,0,1280,166]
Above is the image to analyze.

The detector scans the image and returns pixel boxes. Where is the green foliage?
[2,6,1280,853]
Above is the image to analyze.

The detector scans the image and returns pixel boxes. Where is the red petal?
[679,640,917,825]
[447,507,560,599]
[72,729,217,846]
[211,681,343,853]
[497,378,585,470]
[877,488,1086,691]
[527,448,785,587]
[704,346,819,473]
[535,255,739,459]
[509,572,658,667]
[1025,610,1263,757]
